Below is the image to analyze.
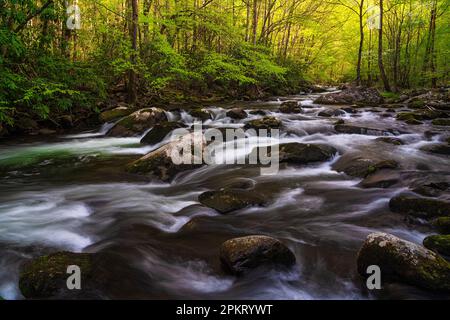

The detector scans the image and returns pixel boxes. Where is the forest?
[0,0,448,133]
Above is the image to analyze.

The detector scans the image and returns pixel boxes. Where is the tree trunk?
[127,0,139,104]
[378,0,391,92]
[356,0,364,85]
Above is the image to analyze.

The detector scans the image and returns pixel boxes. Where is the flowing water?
[0,90,449,300]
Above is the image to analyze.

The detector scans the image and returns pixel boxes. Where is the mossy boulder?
[127,133,205,182]
[99,105,133,123]
[332,153,398,178]
[408,100,426,109]
[396,112,423,125]
[220,235,296,275]
[107,108,167,137]
[432,118,450,126]
[412,182,449,198]
[357,232,450,292]
[189,107,212,121]
[424,235,450,257]
[432,217,450,234]
[199,188,266,214]
[140,122,186,145]
[226,108,248,120]
[314,87,384,106]
[244,116,282,131]
[389,195,450,218]
[277,143,338,164]
[19,252,98,299]
[420,144,450,156]
[375,137,404,145]
[359,170,400,189]
[334,124,400,136]
[279,101,301,114]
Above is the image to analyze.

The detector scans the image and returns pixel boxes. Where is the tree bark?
[127,0,139,104]
[356,0,364,85]
[378,0,391,92]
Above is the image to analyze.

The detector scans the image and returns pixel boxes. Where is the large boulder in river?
[357,233,450,292]
[424,235,450,257]
[199,189,266,214]
[107,108,167,137]
[333,153,398,178]
[226,108,248,120]
[99,104,133,123]
[314,87,384,106]
[389,195,450,218]
[140,122,186,145]
[244,117,282,130]
[279,101,301,114]
[127,133,205,182]
[318,109,345,118]
[19,252,99,299]
[335,124,401,136]
[220,235,296,275]
[278,143,337,164]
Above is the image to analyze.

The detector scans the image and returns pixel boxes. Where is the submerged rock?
[359,170,400,188]
[244,116,282,130]
[335,124,401,136]
[278,143,337,164]
[314,87,384,106]
[140,122,186,145]
[375,137,404,145]
[357,232,450,292]
[99,105,133,123]
[19,252,98,299]
[226,108,248,120]
[107,108,167,137]
[318,109,345,118]
[424,235,450,257]
[433,217,450,234]
[389,195,450,218]
[127,133,205,182]
[220,235,296,275]
[279,101,301,113]
[333,153,398,178]
[420,144,450,156]
[432,118,450,126]
[198,189,266,214]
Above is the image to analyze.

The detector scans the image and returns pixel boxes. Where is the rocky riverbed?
[0,87,449,300]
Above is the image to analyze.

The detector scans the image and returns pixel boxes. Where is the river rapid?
[0,90,449,300]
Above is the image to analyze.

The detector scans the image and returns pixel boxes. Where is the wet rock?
[389,195,450,218]
[107,108,167,137]
[318,109,345,117]
[314,87,384,106]
[433,217,450,234]
[341,107,357,114]
[19,252,99,299]
[244,116,282,130]
[333,153,398,178]
[16,117,39,134]
[375,137,404,145]
[408,99,426,109]
[412,182,449,198]
[279,101,301,113]
[359,170,400,188]
[249,110,267,116]
[278,143,338,164]
[226,108,248,120]
[357,232,450,292]
[140,122,186,145]
[334,124,401,136]
[334,119,345,125]
[38,128,57,135]
[420,144,450,156]
[396,112,423,125]
[432,118,450,126]
[127,133,205,182]
[190,107,212,121]
[59,115,74,128]
[424,235,450,257]
[198,189,266,214]
[99,104,133,123]
[220,235,296,275]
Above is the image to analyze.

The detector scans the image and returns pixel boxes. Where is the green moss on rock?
[424,235,450,257]
[389,195,450,218]
[199,189,266,214]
